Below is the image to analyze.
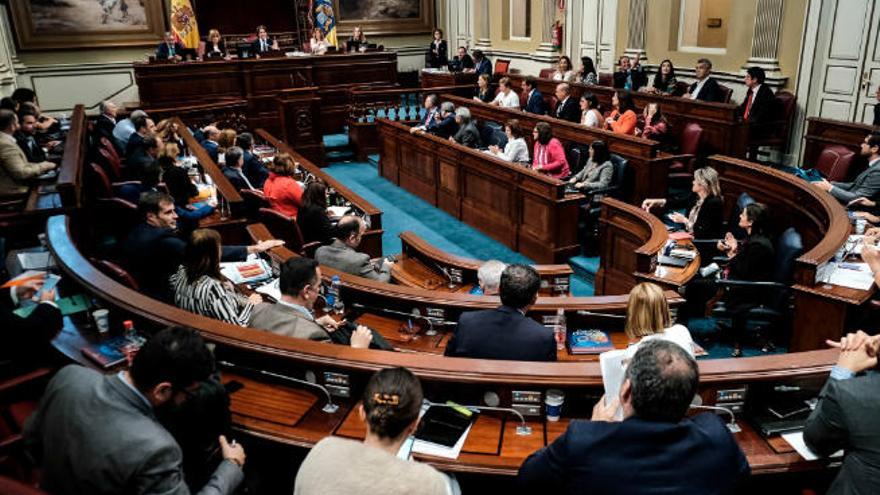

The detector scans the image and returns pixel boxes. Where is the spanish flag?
[313,0,338,47]
[170,0,200,49]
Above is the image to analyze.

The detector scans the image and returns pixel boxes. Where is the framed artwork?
[333,0,434,37]
[8,0,167,50]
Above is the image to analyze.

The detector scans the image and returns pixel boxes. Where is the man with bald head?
[200,126,221,162]
[314,215,393,282]
[553,83,580,123]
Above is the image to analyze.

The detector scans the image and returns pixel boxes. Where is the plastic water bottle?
[554,308,567,351]
[331,276,345,315]
[323,280,336,313]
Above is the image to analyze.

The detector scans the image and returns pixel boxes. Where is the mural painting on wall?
[333,0,434,36]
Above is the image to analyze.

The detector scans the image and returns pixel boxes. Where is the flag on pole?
[170,0,200,49]
[313,0,338,48]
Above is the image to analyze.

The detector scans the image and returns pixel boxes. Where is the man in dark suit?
[220,146,254,191]
[554,83,580,123]
[236,132,268,189]
[688,58,725,103]
[426,101,459,139]
[805,330,880,495]
[15,109,48,163]
[156,31,185,61]
[251,25,279,55]
[1,276,62,365]
[450,107,482,149]
[93,100,118,146]
[518,339,750,492]
[814,132,880,204]
[471,50,492,76]
[200,126,220,163]
[445,264,556,361]
[738,67,774,124]
[127,135,161,182]
[24,327,246,495]
[124,114,155,161]
[410,94,440,134]
[612,54,647,91]
[121,192,280,300]
[523,78,548,115]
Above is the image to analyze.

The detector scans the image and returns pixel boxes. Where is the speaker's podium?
[275,87,326,166]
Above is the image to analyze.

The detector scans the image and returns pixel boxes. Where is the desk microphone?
[218,360,339,414]
[351,303,457,327]
[575,310,627,321]
[689,404,740,433]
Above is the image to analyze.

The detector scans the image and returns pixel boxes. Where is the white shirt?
[492,90,521,109]
[552,70,574,81]
[690,78,709,100]
[581,110,601,128]
[498,138,529,163]
[623,324,696,359]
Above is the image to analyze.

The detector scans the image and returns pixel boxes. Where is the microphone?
[689,404,741,433]
[351,303,457,327]
[575,310,626,321]
[218,360,340,414]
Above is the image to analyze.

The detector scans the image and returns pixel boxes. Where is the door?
[569,0,618,73]
[856,0,880,123]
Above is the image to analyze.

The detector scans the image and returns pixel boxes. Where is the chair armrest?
[0,367,53,396]
[715,279,790,290]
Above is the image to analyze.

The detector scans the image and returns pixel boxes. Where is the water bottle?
[554,308,567,351]
[331,275,345,315]
[323,279,336,313]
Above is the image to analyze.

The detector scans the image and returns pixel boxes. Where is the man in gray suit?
[315,215,393,282]
[804,330,880,495]
[24,327,245,495]
[814,132,880,205]
[249,257,372,347]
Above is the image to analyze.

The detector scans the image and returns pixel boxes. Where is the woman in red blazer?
[263,153,303,218]
[606,89,638,135]
[531,122,570,179]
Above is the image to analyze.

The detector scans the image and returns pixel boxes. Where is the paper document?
[327,206,351,218]
[781,431,843,461]
[220,257,271,285]
[817,262,876,291]
[255,278,282,301]
[599,349,628,420]
[17,251,54,271]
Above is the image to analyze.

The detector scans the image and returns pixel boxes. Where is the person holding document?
[1,274,61,364]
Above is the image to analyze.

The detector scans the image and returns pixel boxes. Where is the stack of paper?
[817,262,875,291]
[220,257,272,285]
[781,431,843,461]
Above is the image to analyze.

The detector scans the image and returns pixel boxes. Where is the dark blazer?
[222,167,250,192]
[121,223,247,301]
[251,38,276,54]
[201,140,220,163]
[298,204,335,245]
[24,365,243,495]
[524,89,548,115]
[0,290,62,365]
[612,68,648,91]
[829,160,880,204]
[14,131,47,163]
[518,414,749,494]
[689,77,725,103]
[126,150,155,181]
[725,233,775,309]
[426,40,448,68]
[668,193,723,240]
[94,115,117,145]
[203,40,227,58]
[474,58,493,76]
[805,373,880,495]
[428,115,458,139]
[445,305,557,361]
[449,54,473,72]
[874,103,880,127]
[156,41,185,60]
[738,84,775,123]
[125,132,145,161]
[474,87,494,104]
[554,96,581,123]
[452,122,482,149]
[242,151,268,189]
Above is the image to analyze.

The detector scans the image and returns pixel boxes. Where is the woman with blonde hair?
[155,119,185,153]
[204,28,227,59]
[623,282,695,357]
[641,166,724,242]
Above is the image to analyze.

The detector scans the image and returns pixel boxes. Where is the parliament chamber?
[1,1,880,494]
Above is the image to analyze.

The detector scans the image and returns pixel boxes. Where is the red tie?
[743,89,754,120]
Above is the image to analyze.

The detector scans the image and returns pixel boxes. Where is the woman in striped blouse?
[170,229,263,326]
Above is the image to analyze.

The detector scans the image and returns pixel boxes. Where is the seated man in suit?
[200,126,221,162]
[236,133,268,189]
[122,191,281,300]
[687,58,725,102]
[156,31,185,61]
[425,101,459,139]
[612,54,647,91]
[248,257,373,347]
[445,264,556,361]
[814,132,880,205]
[554,83,581,123]
[15,107,49,163]
[94,100,118,145]
[113,109,147,152]
[251,25,279,55]
[450,107,482,149]
[738,66,774,125]
[127,135,162,182]
[448,46,474,72]
[124,114,156,161]
[474,259,506,296]
[805,330,880,495]
[518,339,750,492]
[1,275,62,366]
[0,109,55,197]
[523,77,548,115]
[315,215,393,282]
[410,94,440,135]
[24,327,246,495]
[221,146,256,191]
[470,50,492,76]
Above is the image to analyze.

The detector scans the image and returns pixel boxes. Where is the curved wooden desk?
[47,213,838,477]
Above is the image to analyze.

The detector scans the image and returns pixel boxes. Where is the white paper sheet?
[781,431,843,461]
[818,262,876,291]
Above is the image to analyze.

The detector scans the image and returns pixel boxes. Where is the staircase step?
[568,255,599,286]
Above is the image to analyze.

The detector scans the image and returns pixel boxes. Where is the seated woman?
[642,166,724,242]
[347,26,367,52]
[567,140,613,193]
[605,90,638,135]
[644,59,678,95]
[490,77,520,109]
[488,119,529,164]
[622,282,695,358]
[449,107,482,149]
[638,103,669,142]
[295,367,454,495]
[683,203,775,357]
[156,119,185,154]
[531,122,570,179]
[576,56,598,85]
[216,128,237,165]
[298,180,335,245]
[473,73,493,104]
[263,153,303,218]
[552,56,575,82]
[204,29,227,59]
[310,28,332,55]
[160,153,215,235]
[170,229,263,326]
[579,92,604,129]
